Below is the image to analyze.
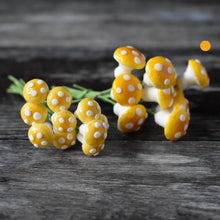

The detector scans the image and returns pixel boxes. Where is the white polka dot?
[32,90,38,97]
[58,127,63,132]
[201,69,206,75]
[94,132,101,138]
[128,97,135,104]
[40,87,46,93]
[41,141,48,146]
[101,144,105,150]
[94,152,100,156]
[136,108,142,116]
[28,82,34,88]
[123,74,131,81]
[166,58,171,63]
[58,91,64,97]
[61,145,68,150]
[66,97,71,102]
[195,59,201,64]
[132,50,139,56]
[137,118,144,125]
[95,122,101,128]
[79,107,83,112]
[33,112,42,120]
[174,132,181,138]
[95,114,100,119]
[69,117,74,123]
[128,84,135,92]
[37,80,44,85]
[29,135,34,141]
[167,67,173,74]
[184,124,188,131]
[37,133,43,139]
[67,133,73,140]
[103,133,107,139]
[60,106,66,110]
[88,101,94,106]
[125,123,133,129]
[32,122,36,125]
[71,141,76,145]
[134,57,141,65]
[116,88,122,94]
[103,122,108,129]
[180,105,186,110]
[25,109,31,117]
[168,98,174,107]
[97,105,101,111]
[59,118,65,123]
[121,50,128,55]
[24,119,29,124]
[90,149,96,154]
[164,79,170,86]
[163,88,170,95]
[138,83,142,90]
[34,144,39,148]
[59,138,65,144]
[67,127,73,132]
[171,86,175,94]
[87,110,93,116]
[52,99,59,105]
[180,114,186,122]
[187,108,190,115]
[154,63,163,71]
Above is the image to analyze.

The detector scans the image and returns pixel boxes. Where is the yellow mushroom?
[47,86,72,112]
[23,79,49,103]
[20,102,48,125]
[28,123,53,148]
[82,141,105,156]
[99,114,109,130]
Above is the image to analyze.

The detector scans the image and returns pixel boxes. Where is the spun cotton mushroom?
[176,59,209,90]
[23,79,49,103]
[21,102,48,125]
[113,46,146,77]
[113,103,147,133]
[143,56,176,89]
[142,86,175,110]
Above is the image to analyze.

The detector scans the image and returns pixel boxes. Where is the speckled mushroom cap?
[117,104,147,133]
[23,79,49,103]
[53,130,77,150]
[113,46,146,69]
[28,123,53,148]
[144,56,176,89]
[21,102,48,126]
[52,110,77,133]
[75,98,101,123]
[82,141,105,156]
[47,87,72,112]
[83,120,107,146]
[187,59,209,88]
[112,73,143,106]
[164,107,190,141]
[157,86,175,110]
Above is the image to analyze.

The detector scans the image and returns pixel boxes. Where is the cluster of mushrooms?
[21,79,109,156]
[111,46,209,140]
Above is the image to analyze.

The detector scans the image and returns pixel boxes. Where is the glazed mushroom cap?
[47,86,72,112]
[53,130,77,150]
[77,120,107,146]
[142,86,175,110]
[28,123,53,148]
[82,141,105,156]
[114,46,146,70]
[144,56,176,89]
[52,110,77,133]
[114,103,148,133]
[75,98,101,123]
[23,79,49,103]
[21,102,48,125]
[112,73,143,106]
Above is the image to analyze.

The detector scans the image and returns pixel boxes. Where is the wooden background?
[0,0,220,219]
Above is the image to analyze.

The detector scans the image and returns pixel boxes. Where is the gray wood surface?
[0,0,220,219]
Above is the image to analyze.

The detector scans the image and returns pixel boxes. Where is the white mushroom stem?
[113,103,130,117]
[142,87,159,103]
[77,124,87,144]
[114,63,133,78]
[154,109,172,128]
[142,72,154,87]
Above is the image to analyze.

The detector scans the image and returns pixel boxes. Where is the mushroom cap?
[113,46,146,69]
[164,107,190,141]
[82,141,104,156]
[145,56,176,89]
[52,110,77,133]
[118,104,147,133]
[84,119,107,146]
[53,130,77,150]
[99,114,109,129]
[157,86,175,109]
[75,98,101,123]
[47,86,72,112]
[188,59,209,88]
[28,123,53,148]
[112,73,143,106]
[21,102,48,126]
[23,79,49,103]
